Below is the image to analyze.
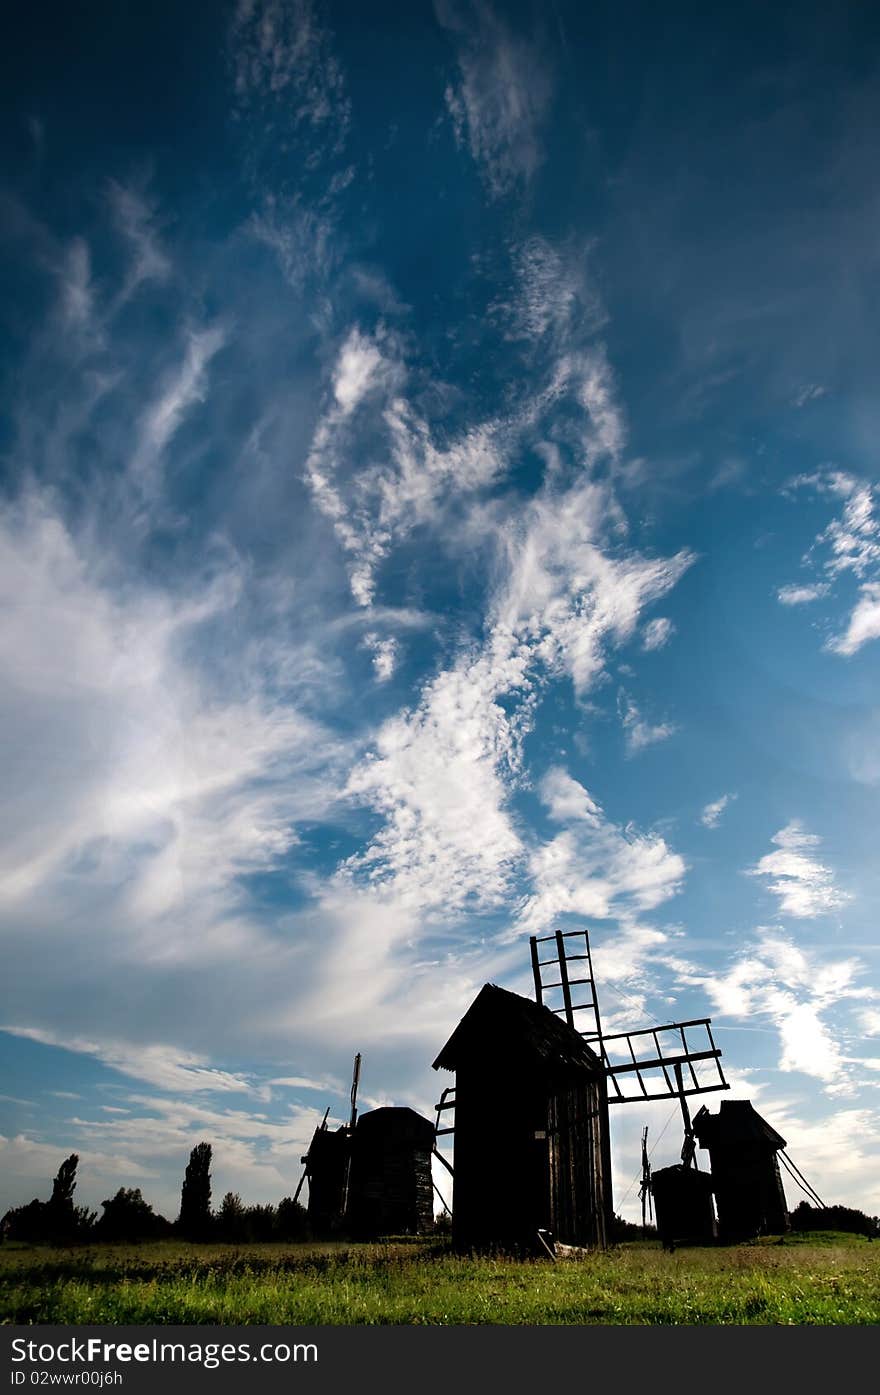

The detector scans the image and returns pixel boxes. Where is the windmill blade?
[292,1166,308,1206]
[531,929,729,1105]
[601,1020,727,1103]
[675,1062,698,1167]
[531,929,604,1046]
[341,1053,362,1219]
[293,1106,330,1204]
[639,1126,652,1227]
[349,1052,362,1132]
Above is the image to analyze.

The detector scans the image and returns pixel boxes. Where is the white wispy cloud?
[508,236,578,337]
[781,472,880,655]
[575,347,628,463]
[519,768,686,935]
[363,633,399,683]
[817,474,880,579]
[107,181,171,302]
[0,471,377,1194]
[332,325,389,414]
[131,326,227,493]
[0,491,345,939]
[250,198,339,292]
[268,1075,345,1094]
[641,616,675,651]
[57,238,95,330]
[306,307,638,610]
[777,582,829,605]
[491,477,694,693]
[831,581,880,656]
[540,767,603,824]
[700,793,735,829]
[793,383,827,408]
[620,694,677,755]
[305,325,503,606]
[231,1,353,298]
[680,932,876,1093]
[343,650,525,915]
[436,0,553,197]
[0,1028,256,1096]
[499,236,604,344]
[341,477,693,919]
[747,821,850,919]
[230,0,349,140]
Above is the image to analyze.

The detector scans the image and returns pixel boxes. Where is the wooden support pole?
[432,1146,454,1177]
[530,936,543,1003]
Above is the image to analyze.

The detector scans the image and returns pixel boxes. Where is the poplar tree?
[178,1141,212,1239]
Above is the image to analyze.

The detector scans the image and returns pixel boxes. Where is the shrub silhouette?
[276,1195,308,1241]
[789,1201,879,1238]
[214,1193,308,1242]
[96,1188,170,1243]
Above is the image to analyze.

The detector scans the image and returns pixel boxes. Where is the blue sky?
[1,0,879,1222]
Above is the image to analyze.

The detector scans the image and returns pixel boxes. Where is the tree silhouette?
[49,1155,79,1210]
[790,1200,879,1238]
[96,1188,168,1243]
[1,1197,50,1243]
[47,1153,92,1241]
[217,1191,246,1242]
[179,1141,212,1239]
[276,1195,308,1241]
[1,1154,95,1243]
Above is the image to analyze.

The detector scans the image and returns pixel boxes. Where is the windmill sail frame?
[530,929,728,1105]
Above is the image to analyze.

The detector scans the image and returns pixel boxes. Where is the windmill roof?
[693,1099,786,1150]
[355,1107,435,1145]
[432,983,602,1075]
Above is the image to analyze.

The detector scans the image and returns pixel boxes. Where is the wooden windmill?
[294,1053,361,1233]
[435,920,730,1249]
[297,1053,437,1238]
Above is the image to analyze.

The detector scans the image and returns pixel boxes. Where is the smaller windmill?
[294,1053,361,1232]
[296,1055,436,1237]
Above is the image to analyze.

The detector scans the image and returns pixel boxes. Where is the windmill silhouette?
[432,925,728,1246]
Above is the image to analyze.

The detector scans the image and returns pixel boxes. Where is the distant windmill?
[294,1053,361,1230]
[296,1054,435,1238]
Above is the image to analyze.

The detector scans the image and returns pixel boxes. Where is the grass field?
[2,1233,878,1325]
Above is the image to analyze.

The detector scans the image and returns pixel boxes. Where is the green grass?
[2,1237,878,1325]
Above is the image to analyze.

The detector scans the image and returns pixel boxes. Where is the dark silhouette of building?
[650,1164,716,1249]
[433,983,611,1251]
[347,1107,434,1238]
[303,1122,350,1235]
[693,1100,788,1241]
